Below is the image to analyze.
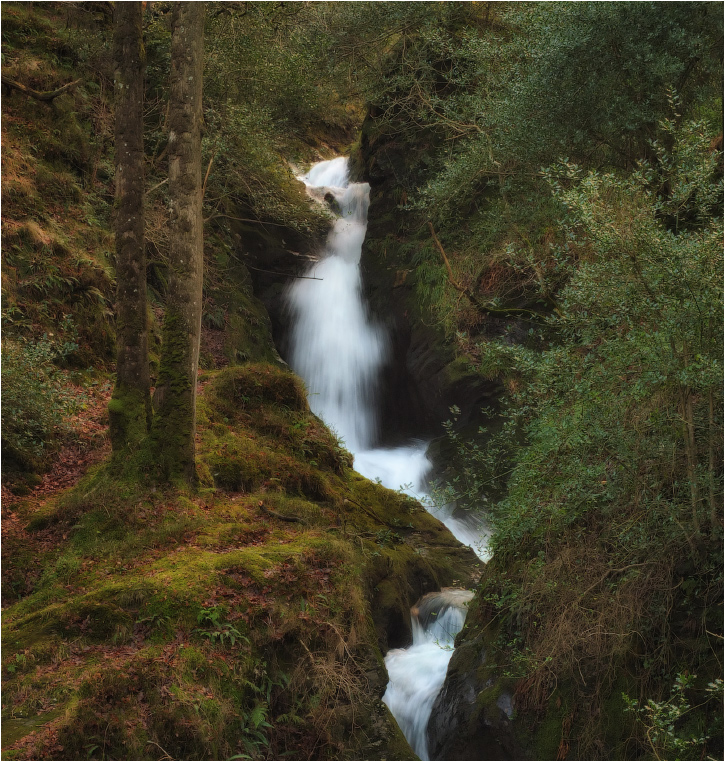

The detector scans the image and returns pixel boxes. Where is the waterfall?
[286,157,489,759]
[382,589,474,760]
[287,157,490,561]
[287,160,385,453]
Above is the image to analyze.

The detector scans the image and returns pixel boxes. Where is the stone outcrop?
[427,628,525,761]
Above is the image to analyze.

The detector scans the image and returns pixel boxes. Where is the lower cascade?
[286,157,488,758]
[383,589,474,760]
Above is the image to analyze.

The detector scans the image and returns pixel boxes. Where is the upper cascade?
[300,156,350,190]
[286,157,385,453]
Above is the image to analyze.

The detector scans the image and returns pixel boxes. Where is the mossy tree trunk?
[109,1,151,452]
[151,2,205,483]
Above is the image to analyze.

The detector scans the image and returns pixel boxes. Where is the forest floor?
[1,362,478,760]
[1,383,111,607]
[2,321,228,519]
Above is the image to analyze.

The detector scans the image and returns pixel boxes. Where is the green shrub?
[1,323,85,472]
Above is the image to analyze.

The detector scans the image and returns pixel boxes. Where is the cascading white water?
[286,157,489,759]
[354,444,491,561]
[287,161,385,453]
[288,157,490,560]
[382,589,474,760]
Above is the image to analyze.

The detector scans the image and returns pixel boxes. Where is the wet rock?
[427,632,529,761]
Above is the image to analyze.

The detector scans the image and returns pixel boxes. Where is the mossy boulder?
[209,363,309,414]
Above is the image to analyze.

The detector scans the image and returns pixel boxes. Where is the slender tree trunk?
[109,1,151,451]
[680,386,701,538]
[707,387,720,529]
[151,2,205,482]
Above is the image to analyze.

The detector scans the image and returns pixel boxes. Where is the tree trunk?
[109,1,151,452]
[151,2,205,482]
[680,386,701,539]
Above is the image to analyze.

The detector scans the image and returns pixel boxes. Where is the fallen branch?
[145,178,169,197]
[259,501,307,524]
[2,75,82,102]
[428,221,547,320]
[202,147,218,198]
[203,212,290,227]
[343,496,396,528]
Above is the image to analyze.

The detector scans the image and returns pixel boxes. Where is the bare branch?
[2,75,83,102]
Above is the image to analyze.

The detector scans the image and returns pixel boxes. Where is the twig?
[145,740,174,761]
[259,501,307,524]
[246,264,322,281]
[202,148,217,198]
[145,178,168,197]
[203,213,290,227]
[343,497,396,528]
[576,563,650,603]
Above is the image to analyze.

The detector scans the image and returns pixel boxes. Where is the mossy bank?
[2,362,479,760]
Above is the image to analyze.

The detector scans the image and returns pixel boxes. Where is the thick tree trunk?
[152,2,205,482]
[109,1,151,452]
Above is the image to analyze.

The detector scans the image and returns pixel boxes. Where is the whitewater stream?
[286,157,489,759]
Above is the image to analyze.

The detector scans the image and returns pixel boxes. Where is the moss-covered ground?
[2,362,478,760]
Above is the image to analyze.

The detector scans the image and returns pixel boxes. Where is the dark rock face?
[234,223,324,351]
[427,634,526,761]
[406,325,499,429]
[353,124,501,447]
[359,229,499,450]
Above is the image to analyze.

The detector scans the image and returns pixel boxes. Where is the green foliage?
[351,1,722,338]
[491,2,723,171]
[623,674,722,760]
[195,606,249,648]
[432,405,519,512]
[5,653,28,675]
[443,120,722,757]
[1,319,87,471]
[203,102,330,235]
[205,4,354,140]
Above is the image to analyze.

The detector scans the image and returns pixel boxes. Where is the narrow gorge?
[2,4,721,761]
[285,157,490,759]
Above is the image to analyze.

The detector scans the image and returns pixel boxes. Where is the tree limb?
[145,177,169,197]
[2,75,82,102]
[245,263,322,281]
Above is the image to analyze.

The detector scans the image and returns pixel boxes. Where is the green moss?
[442,354,477,386]
[1,710,64,749]
[3,355,483,759]
[210,363,309,413]
[531,690,569,760]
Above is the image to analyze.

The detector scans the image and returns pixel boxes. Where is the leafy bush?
[624,674,722,760]
[443,120,723,757]
[1,321,85,471]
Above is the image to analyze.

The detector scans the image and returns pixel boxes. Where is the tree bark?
[108,1,151,451]
[151,2,205,482]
